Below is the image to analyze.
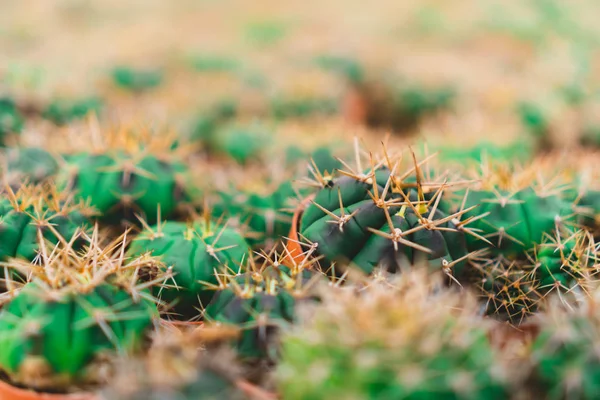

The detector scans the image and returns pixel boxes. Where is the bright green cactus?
[0,231,162,391]
[212,180,296,247]
[128,219,250,319]
[277,270,514,400]
[0,97,25,144]
[208,123,271,164]
[42,96,103,125]
[575,189,600,233]
[458,187,571,259]
[111,66,164,92]
[58,129,189,224]
[3,147,59,188]
[0,184,92,263]
[298,147,477,278]
[204,251,320,360]
[531,297,600,399]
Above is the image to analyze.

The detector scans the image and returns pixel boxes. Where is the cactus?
[530,295,600,399]
[0,97,24,144]
[277,270,514,399]
[204,249,321,360]
[42,96,103,125]
[0,184,92,263]
[298,142,478,279]
[128,218,250,319]
[190,99,238,143]
[111,66,164,92]
[58,128,190,224]
[212,180,296,247]
[0,230,162,391]
[208,123,271,164]
[270,96,338,120]
[3,147,59,188]
[104,324,246,400]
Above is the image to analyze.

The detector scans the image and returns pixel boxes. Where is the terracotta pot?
[341,87,367,125]
[285,195,315,266]
[0,379,96,400]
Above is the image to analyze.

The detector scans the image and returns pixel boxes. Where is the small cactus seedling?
[2,147,59,188]
[128,216,251,319]
[190,99,238,144]
[0,97,25,144]
[297,140,481,280]
[270,96,338,120]
[207,123,271,164]
[111,66,164,92]
[0,184,93,263]
[58,125,191,224]
[0,229,165,391]
[530,293,600,399]
[277,270,515,399]
[204,248,322,361]
[41,96,103,125]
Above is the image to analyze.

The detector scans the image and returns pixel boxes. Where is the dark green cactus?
[0,97,25,144]
[212,180,296,247]
[270,96,338,120]
[0,185,91,263]
[298,158,475,278]
[3,147,59,188]
[128,219,250,319]
[204,255,319,360]
[59,150,188,224]
[42,97,103,125]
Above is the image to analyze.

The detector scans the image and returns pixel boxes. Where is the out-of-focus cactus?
[58,127,190,224]
[111,66,164,92]
[190,99,238,144]
[270,96,338,120]
[42,97,103,125]
[2,147,59,188]
[0,97,25,144]
[277,270,516,399]
[128,218,250,319]
[0,230,163,391]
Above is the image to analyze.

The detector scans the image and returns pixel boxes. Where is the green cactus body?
[461,188,569,258]
[128,221,250,318]
[4,147,59,187]
[532,312,600,399]
[0,282,156,389]
[191,100,238,143]
[271,97,338,120]
[111,67,163,92]
[210,124,269,164]
[42,97,103,125]
[0,97,24,143]
[213,181,295,247]
[204,266,315,360]
[576,190,600,232]
[394,85,455,125]
[0,189,90,262]
[60,152,187,223]
[299,172,469,277]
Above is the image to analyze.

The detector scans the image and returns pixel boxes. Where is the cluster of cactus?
[277,270,515,399]
[0,97,24,144]
[42,96,103,125]
[58,127,190,224]
[0,230,164,391]
[2,147,58,188]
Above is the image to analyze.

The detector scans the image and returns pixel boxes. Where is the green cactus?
[58,130,190,224]
[270,96,338,120]
[3,147,59,188]
[531,300,600,399]
[128,219,250,319]
[575,189,600,233]
[212,180,296,247]
[277,270,513,400]
[0,185,92,263]
[0,231,162,391]
[298,149,476,278]
[208,123,271,164]
[190,99,238,143]
[0,97,25,144]
[204,253,319,360]
[111,66,164,92]
[458,188,571,259]
[42,97,103,125]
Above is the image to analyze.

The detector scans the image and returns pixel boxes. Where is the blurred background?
[2,0,600,156]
